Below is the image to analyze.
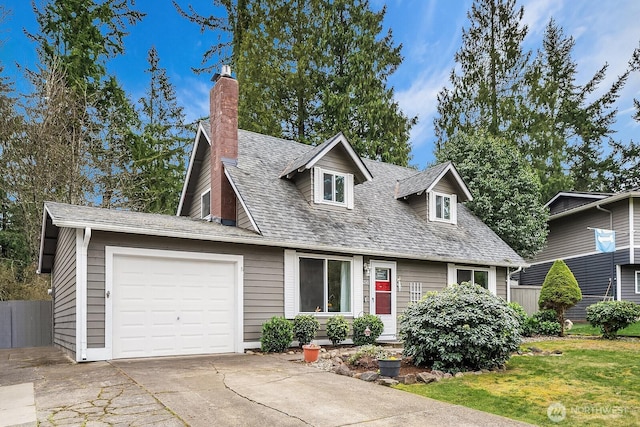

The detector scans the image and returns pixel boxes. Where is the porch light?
[364,326,371,337]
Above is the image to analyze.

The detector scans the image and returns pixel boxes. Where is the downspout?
[80,227,92,361]
[596,204,614,300]
[507,266,523,303]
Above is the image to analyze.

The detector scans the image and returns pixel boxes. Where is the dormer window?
[314,167,354,209]
[429,191,457,224]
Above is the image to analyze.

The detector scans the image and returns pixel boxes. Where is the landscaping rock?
[321,353,332,360]
[528,346,543,353]
[334,364,353,377]
[376,378,399,387]
[246,350,255,355]
[360,372,379,382]
[430,370,445,379]
[443,373,453,379]
[454,372,464,378]
[552,350,563,355]
[356,355,378,370]
[398,374,416,385]
[416,372,438,384]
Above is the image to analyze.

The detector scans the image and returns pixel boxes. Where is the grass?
[396,339,640,426]
[568,321,640,337]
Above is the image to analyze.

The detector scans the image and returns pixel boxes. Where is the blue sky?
[2,0,639,168]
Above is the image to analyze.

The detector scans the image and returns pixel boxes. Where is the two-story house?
[518,191,640,319]
[38,68,526,362]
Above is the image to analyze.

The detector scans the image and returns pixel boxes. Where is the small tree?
[538,260,582,335]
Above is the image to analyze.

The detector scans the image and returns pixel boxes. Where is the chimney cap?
[212,65,233,82]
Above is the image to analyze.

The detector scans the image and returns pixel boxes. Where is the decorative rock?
[474,371,483,375]
[330,350,338,358]
[376,378,399,387]
[332,357,343,364]
[454,372,464,378]
[528,346,543,353]
[430,370,445,379]
[246,350,255,355]
[552,350,563,355]
[360,372,379,382]
[398,374,416,385]
[288,351,295,355]
[443,373,453,379]
[321,353,332,360]
[334,364,353,377]
[416,372,438,384]
[481,369,489,373]
[320,348,327,353]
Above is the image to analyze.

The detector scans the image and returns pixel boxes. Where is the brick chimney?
[209,65,238,225]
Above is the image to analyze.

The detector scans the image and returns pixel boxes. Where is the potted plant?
[377,355,401,377]
[302,342,321,363]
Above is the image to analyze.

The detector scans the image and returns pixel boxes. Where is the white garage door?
[109,248,240,359]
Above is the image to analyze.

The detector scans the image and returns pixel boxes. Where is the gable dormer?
[280,133,373,210]
[396,162,472,225]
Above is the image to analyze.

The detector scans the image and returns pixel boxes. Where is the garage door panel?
[111,252,237,359]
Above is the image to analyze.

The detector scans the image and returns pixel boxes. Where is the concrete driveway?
[0,347,532,427]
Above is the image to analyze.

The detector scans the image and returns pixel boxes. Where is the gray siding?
[188,144,211,219]
[620,266,640,303]
[294,169,313,203]
[433,174,457,194]
[407,194,427,219]
[236,203,253,231]
[634,198,640,262]
[87,231,283,343]
[316,144,356,175]
[396,260,447,312]
[51,227,77,355]
[535,200,630,263]
[496,267,507,299]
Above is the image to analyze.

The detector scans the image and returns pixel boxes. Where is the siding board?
[51,227,77,355]
[188,144,211,218]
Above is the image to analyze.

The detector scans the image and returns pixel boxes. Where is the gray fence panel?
[510,286,541,315]
[0,300,52,348]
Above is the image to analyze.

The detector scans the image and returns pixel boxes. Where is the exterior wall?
[534,200,629,263]
[51,227,77,355]
[407,194,427,219]
[620,266,640,304]
[519,252,628,320]
[294,169,313,204]
[188,144,212,219]
[432,174,457,194]
[396,260,447,311]
[496,267,508,299]
[634,198,639,263]
[315,145,355,175]
[87,231,284,343]
[236,204,253,231]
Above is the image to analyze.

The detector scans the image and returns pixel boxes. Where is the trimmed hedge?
[260,316,293,352]
[586,300,640,339]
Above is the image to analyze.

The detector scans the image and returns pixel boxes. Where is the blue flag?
[594,228,616,253]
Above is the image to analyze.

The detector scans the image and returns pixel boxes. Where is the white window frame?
[201,189,211,219]
[313,167,354,209]
[429,191,457,224]
[447,263,497,295]
[635,271,640,294]
[295,253,354,315]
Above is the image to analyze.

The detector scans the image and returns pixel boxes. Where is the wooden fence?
[0,300,52,348]
[510,286,541,315]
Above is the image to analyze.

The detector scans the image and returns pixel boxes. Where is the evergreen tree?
[128,47,190,214]
[539,259,582,336]
[180,0,415,166]
[434,0,529,149]
[436,131,548,259]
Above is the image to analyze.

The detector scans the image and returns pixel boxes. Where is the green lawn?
[396,339,640,426]
[568,321,640,337]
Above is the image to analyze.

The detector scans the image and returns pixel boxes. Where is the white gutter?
[506,266,523,303]
[78,227,91,361]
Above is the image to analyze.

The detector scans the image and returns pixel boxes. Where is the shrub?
[532,309,559,323]
[347,344,388,365]
[352,314,384,346]
[399,284,521,373]
[326,315,349,345]
[536,320,562,336]
[260,316,293,352]
[507,302,528,335]
[539,260,582,335]
[522,310,562,336]
[292,314,319,346]
[586,300,640,339]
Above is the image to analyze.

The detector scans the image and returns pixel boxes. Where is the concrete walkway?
[0,347,533,427]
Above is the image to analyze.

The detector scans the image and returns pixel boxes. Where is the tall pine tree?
[128,47,190,214]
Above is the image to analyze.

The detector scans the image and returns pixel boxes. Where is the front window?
[456,268,489,289]
[323,172,346,204]
[636,271,640,294]
[299,257,351,313]
[435,194,451,220]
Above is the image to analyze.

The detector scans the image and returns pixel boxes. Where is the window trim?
[201,189,211,219]
[313,167,354,209]
[447,263,497,295]
[295,252,354,316]
[429,191,457,224]
[635,271,640,294]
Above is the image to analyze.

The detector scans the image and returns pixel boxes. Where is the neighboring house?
[518,191,640,319]
[38,69,526,362]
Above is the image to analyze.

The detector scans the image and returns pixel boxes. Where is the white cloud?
[176,77,210,123]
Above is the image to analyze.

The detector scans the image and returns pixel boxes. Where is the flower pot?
[302,344,320,363]
[378,359,401,377]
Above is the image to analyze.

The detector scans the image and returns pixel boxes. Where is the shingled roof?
[41,128,526,270]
